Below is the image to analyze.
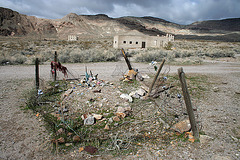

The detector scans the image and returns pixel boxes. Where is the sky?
[0,0,240,25]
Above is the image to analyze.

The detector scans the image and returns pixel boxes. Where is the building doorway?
[142,42,146,48]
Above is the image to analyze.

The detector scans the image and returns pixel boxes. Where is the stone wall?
[113,34,174,49]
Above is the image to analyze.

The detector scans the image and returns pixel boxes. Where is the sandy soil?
[0,61,239,159]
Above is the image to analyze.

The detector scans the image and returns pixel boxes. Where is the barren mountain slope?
[1,7,240,41]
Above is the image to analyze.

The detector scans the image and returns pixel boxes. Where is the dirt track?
[1,61,240,81]
[0,61,240,159]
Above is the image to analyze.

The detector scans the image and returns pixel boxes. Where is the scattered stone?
[114,123,119,126]
[73,135,81,142]
[65,143,73,147]
[84,146,98,154]
[104,124,110,130]
[120,94,133,102]
[171,119,191,133]
[81,114,88,120]
[136,88,146,96]
[131,93,140,99]
[67,132,73,136]
[79,147,84,152]
[142,74,150,79]
[116,112,126,119]
[213,87,219,92]
[108,118,113,123]
[129,88,147,98]
[113,116,120,122]
[116,106,125,113]
[125,106,132,111]
[235,91,240,94]
[57,137,65,143]
[115,106,132,118]
[92,113,103,120]
[57,128,64,135]
[200,135,213,144]
[84,116,96,125]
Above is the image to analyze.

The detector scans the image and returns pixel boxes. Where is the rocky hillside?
[0,7,240,41]
[0,7,57,36]
[187,18,240,32]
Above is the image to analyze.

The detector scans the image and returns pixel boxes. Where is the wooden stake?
[54,51,57,81]
[35,58,39,90]
[121,48,132,70]
[178,67,199,139]
[148,59,165,96]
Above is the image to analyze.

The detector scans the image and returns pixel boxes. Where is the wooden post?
[54,51,57,81]
[35,58,39,90]
[148,59,165,96]
[121,48,132,70]
[178,67,199,139]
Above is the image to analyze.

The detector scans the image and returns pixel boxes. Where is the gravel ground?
[0,61,239,160]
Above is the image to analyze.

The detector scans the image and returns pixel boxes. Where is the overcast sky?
[0,0,239,24]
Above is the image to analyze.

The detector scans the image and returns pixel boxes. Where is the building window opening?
[142,41,146,48]
[130,41,132,44]
[123,41,126,44]
[115,41,117,44]
[136,41,138,44]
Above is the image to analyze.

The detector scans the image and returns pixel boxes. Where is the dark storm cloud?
[0,0,239,24]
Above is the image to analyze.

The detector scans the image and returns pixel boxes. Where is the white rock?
[120,94,133,102]
[213,87,219,92]
[136,88,146,96]
[92,114,103,120]
[116,106,125,113]
[142,74,150,79]
[84,116,95,125]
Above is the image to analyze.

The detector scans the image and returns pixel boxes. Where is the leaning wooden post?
[54,51,57,81]
[35,58,39,90]
[148,59,165,96]
[178,67,199,139]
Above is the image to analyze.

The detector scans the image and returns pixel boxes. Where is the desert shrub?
[0,56,12,65]
[209,50,235,58]
[181,51,193,58]
[174,51,181,58]
[66,48,119,63]
[135,49,169,62]
[14,55,27,64]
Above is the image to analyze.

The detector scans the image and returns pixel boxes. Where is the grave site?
[12,48,237,159]
[0,6,240,160]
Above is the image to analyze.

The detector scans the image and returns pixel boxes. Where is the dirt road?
[0,61,240,159]
[1,61,240,81]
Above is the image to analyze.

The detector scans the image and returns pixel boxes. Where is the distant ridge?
[187,18,240,32]
[0,7,240,41]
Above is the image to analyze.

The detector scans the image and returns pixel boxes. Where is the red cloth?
[51,61,68,77]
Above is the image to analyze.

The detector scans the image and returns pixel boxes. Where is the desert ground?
[0,58,239,159]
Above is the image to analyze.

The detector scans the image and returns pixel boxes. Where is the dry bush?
[1,38,239,65]
[135,49,170,62]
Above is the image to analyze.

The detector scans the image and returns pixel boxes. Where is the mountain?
[187,18,240,32]
[0,7,57,36]
[0,7,240,41]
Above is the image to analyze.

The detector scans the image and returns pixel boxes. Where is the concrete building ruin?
[68,35,78,41]
[113,34,174,49]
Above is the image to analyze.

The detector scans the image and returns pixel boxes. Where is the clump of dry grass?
[134,40,240,63]
[0,38,239,65]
